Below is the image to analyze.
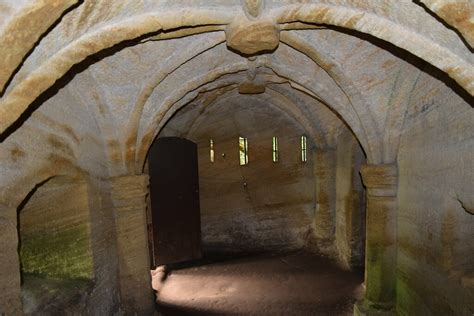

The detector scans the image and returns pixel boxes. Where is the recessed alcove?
[17,176,94,314]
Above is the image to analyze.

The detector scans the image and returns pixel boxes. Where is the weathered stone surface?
[420,0,474,47]
[85,177,121,315]
[0,1,472,315]
[312,148,337,255]
[160,93,317,253]
[110,174,154,315]
[242,0,264,19]
[0,207,22,315]
[0,0,472,137]
[0,0,79,93]
[16,176,124,315]
[357,163,398,314]
[397,91,474,315]
[226,17,280,55]
[335,130,366,269]
[238,79,266,94]
[19,177,94,281]
[360,164,398,197]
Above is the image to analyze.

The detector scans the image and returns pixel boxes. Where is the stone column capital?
[360,164,398,197]
[110,174,149,203]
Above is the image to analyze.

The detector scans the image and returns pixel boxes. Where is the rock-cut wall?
[18,177,94,314]
[397,84,474,315]
[160,94,317,253]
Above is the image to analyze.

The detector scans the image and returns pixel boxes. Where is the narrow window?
[239,137,248,165]
[210,139,215,163]
[272,137,279,163]
[301,135,307,162]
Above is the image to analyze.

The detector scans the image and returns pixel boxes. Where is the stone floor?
[21,274,92,315]
[152,252,364,315]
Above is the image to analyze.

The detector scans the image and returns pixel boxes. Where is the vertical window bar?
[239,137,248,165]
[301,135,307,162]
[210,139,215,163]
[272,136,279,163]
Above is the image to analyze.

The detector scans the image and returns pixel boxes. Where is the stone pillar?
[0,206,23,315]
[86,177,121,314]
[355,164,398,316]
[110,175,155,315]
[313,148,337,254]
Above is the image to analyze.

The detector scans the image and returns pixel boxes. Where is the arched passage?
[148,78,368,314]
[17,175,94,314]
[0,1,472,137]
[0,1,472,315]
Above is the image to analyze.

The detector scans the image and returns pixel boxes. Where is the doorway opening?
[147,137,202,267]
[147,95,367,315]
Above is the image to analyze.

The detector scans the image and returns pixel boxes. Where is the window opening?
[239,137,248,165]
[272,137,279,163]
[301,135,307,162]
[210,139,215,163]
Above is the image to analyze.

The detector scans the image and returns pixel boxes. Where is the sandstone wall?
[18,176,94,314]
[19,177,93,280]
[0,1,472,314]
[160,95,317,253]
[335,129,366,269]
[397,91,474,314]
[17,175,145,314]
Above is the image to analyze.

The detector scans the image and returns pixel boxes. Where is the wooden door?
[148,137,202,266]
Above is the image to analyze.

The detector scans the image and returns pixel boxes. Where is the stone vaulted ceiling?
[0,0,472,207]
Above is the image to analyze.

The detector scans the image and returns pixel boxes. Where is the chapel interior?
[0,1,473,315]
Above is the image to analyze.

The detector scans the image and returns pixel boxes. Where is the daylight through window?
[272,137,279,162]
[239,137,248,165]
[210,139,215,163]
[301,135,307,162]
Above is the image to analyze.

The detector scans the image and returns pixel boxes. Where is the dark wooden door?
[148,137,201,266]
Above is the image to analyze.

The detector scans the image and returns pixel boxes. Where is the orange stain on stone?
[10,146,25,162]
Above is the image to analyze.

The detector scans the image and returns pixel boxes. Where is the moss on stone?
[396,276,412,316]
[20,224,93,280]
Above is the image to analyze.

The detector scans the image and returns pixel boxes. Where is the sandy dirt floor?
[152,252,364,315]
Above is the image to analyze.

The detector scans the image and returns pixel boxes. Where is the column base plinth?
[354,300,395,316]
